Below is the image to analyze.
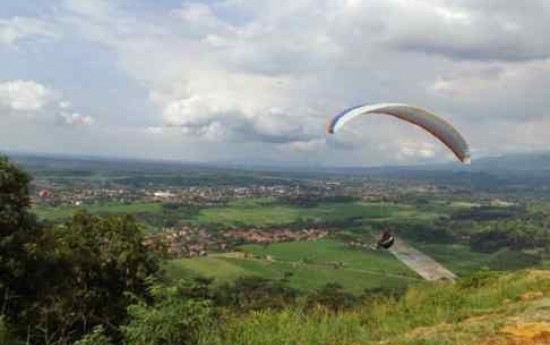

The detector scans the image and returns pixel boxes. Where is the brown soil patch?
[520,292,545,302]
[501,322,550,338]
[481,322,550,345]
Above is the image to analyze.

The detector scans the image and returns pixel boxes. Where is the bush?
[488,248,541,270]
[306,283,359,312]
[122,285,214,345]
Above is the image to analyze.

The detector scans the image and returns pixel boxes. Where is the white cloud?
[144,126,164,135]
[0,79,95,127]
[58,100,71,109]
[0,16,57,46]
[59,112,94,126]
[0,80,58,111]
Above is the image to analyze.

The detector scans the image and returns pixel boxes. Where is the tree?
[1,155,162,345]
[0,156,43,333]
[27,211,161,343]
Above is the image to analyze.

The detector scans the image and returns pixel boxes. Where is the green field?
[33,197,448,231]
[166,239,419,292]
[34,202,162,220]
[412,243,493,275]
[195,199,436,226]
[414,243,547,275]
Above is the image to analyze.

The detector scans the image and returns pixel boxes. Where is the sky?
[1,0,549,167]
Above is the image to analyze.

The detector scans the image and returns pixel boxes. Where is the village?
[32,172,456,208]
[143,225,329,257]
[33,182,344,207]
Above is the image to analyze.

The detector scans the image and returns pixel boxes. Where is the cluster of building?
[33,183,342,207]
[223,228,328,244]
[143,226,329,257]
[33,185,143,206]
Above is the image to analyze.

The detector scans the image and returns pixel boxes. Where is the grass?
[34,202,162,220]
[412,243,494,276]
[195,200,430,227]
[167,240,418,293]
[200,270,550,345]
[165,256,249,282]
[413,243,548,276]
[33,198,449,229]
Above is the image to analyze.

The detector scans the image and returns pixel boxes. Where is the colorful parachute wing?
[326,103,470,163]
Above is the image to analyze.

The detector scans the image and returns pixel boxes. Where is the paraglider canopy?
[326,103,471,164]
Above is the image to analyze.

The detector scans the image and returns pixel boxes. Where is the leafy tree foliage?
[1,156,43,336]
[1,156,161,345]
[23,211,161,343]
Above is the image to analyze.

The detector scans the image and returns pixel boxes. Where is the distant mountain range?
[5,150,550,180]
[323,152,550,176]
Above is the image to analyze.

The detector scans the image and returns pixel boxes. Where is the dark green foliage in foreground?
[1,156,161,345]
[0,156,42,316]
[0,316,23,345]
[26,211,160,344]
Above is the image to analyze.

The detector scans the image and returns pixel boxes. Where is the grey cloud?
[165,106,319,145]
[386,1,550,61]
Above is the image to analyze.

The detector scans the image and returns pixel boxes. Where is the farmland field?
[166,239,420,292]
[195,199,440,226]
[33,198,447,228]
[34,202,162,220]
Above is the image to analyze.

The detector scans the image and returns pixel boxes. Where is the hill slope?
[202,270,550,345]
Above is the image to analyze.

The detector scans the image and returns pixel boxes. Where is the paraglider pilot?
[377,231,395,249]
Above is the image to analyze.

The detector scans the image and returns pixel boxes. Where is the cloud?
[58,112,94,126]
[360,0,550,62]
[0,79,94,127]
[0,16,58,46]
[53,0,549,163]
[163,94,317,144]
[2,0,549,165]
[0,80,58,111]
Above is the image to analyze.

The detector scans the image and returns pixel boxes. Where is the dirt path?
[389,237,457,281]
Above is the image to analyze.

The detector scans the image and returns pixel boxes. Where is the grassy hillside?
[415,243,547,275]
[166,240,419,293]
[201,270,550,345]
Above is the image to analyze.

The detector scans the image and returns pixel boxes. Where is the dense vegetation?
[1,156,160,344]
